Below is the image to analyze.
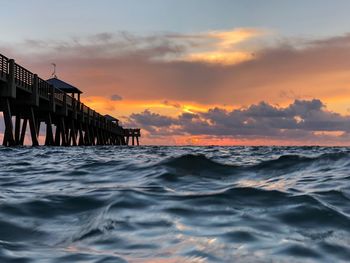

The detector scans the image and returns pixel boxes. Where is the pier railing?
[0,54,8,81]
[14,63,34,93]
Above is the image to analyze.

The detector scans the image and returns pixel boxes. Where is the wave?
[254,152,350,170]
[156,152,350,181]
[162,153,236,170]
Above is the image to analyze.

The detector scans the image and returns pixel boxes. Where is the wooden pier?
[0,53,141,146]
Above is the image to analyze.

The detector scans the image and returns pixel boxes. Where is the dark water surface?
[0,146,350,262]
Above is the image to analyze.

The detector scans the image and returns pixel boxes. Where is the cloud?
[126,99,350,145]
[130,109,176,128]
[2,30,350,112]
[110,94,123,101]
[209,28,264,49]
[185,51,253,65]
[169,28,267,65]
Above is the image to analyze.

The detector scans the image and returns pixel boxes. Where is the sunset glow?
[1,0,350,145]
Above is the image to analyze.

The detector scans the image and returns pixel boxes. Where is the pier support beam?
[60,117,68,146]
[2,98,15,146]
[14,114,21,145]
[28,107,39,146]
[45,113,54,146]
[20,119,27,146]
[55,123,61,146]
[78,122,84,146]
[36,120,41,137]
[70,119,77,146]
[90,127,95,146]
[83,124,90,145]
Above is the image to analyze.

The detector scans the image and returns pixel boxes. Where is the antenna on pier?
[51,63,58,78]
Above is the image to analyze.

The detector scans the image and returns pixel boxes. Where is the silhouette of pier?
[0,53,140,146]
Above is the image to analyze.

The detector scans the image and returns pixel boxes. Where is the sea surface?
[0,146,349,263]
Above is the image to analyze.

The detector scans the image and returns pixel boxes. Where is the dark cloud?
[110,94,123,101]
[127,99,350,144]
[163,100,181,108]
[130,110,176,128]
[89,33,114,42]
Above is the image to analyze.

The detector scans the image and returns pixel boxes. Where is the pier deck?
[0,53,140,146]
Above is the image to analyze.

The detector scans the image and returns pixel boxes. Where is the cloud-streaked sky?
[3,0,350,40]
[2,0,350,145]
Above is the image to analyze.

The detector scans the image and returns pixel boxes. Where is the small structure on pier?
[0,52,141,147]
[104,114,120,126]
[124,128,141,146]
[47,77,82,101]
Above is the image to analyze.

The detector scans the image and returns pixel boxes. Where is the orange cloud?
[185,51,254,65]
[209,28,265,48]
[81,96,236,119]
[180,28,266,65]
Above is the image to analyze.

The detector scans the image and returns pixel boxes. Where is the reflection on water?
[0,146,350,262]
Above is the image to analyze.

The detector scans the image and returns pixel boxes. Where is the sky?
[2,0,350,145]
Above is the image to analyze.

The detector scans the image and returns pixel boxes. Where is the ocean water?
[0,146,349,263]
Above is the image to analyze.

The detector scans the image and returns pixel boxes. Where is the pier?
[0,53,141,146]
